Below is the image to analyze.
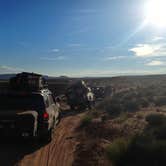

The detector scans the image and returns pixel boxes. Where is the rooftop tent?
[9,72,48,91]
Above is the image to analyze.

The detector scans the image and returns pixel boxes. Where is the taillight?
[43,112,49,119]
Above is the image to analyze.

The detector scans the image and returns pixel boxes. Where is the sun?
[145,0,166,28]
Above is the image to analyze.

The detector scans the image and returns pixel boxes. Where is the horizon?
[1,0,166,76]
[0,71,166,79]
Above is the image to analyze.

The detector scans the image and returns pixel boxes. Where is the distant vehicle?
[66,80,95,110]
[0,72,60,142]
[91,86,112,100]
[92,87,105,99]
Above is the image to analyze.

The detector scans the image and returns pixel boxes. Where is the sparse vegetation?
[106,114,166,166]
[1,75,166,166]
[154,96,166,106]
[106,138,129,166]
[96,84,166,119]
[80,115,92,127]
[70,79,166,166]
[145,114,166,126]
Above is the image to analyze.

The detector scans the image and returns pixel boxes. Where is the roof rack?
[9,72,48,92]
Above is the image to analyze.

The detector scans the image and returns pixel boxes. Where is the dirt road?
[0,112,83,166]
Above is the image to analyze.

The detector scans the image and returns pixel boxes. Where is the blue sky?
[0,0,166,76]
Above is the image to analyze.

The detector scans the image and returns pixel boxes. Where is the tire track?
[18,113,83,166]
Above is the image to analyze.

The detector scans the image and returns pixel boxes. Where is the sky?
[0,0,166,77]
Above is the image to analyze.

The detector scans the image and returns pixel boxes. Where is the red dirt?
[18,113,83,166]
[0,112,84,166]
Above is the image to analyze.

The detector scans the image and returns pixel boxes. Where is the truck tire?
[41,129,52,143]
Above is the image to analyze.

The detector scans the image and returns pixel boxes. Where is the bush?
[106,138,129,165]
[96,97,122,117]
[106,103,122,117]
[106,135,166,166]
[139,98,149,108]
[124,99,139,112]
[154,97,166,106]
[125,135,166,166]
[155,124,166,139]
[146,114,166,126]
[80,115,92,127]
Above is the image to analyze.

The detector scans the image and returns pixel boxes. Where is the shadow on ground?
[0,136,47,166]
[61,109,87,118]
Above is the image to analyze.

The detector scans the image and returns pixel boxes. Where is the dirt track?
[0,112,83,166]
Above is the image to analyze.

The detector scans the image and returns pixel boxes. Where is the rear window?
[0,94,45,110]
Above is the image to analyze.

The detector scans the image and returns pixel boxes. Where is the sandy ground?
[0,112,83,166]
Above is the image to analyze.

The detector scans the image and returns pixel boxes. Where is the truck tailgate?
[0,110,38,136]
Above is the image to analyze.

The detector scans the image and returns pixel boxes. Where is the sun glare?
[145,0,166,28]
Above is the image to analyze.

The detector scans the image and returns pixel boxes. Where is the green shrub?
[106,135,166,166]
[139,98,149,108]
[146,114,166,126]
[125,135,166,166]
[96,97,122,117]
[106,138,129,165]
[80,115,92,127]
[154,97,166,106]
[155,123,166,139]
[106,103,122,117]
[124,99,139,112]
[116,112,129,123]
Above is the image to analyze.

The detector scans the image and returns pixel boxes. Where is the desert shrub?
[116,112,129,123]
[146,114,166,126]
[123,91,137,101]
[106,103,122,117]
[124,99,139,112]
[154,97,166,106]
[96,86,165,118]
[139,98,149,107]
[106,138,129,165]
[96,97,122,117]
[80,115,92,127]
[90,109,100,117]
[96,97,111,110]
[124,135,166,166]
[144,89,154,98]
[155,123,166,139]
[145,114,166,140]
[106,135,166,166]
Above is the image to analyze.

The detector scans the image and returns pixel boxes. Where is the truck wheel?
[36,129,52,143]
[42,129,52,143]
[70,105,75,110]
[47,129,52,142]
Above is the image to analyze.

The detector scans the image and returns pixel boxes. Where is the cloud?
[0,65,23,73]
[51,48,59,52]
[146,60,165,66]
[152,36,164,42]
[129,36,166,58]
[40,56,66,61]
[129,44,162,57]
[129,36,166,57]
[103,56,126,61]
